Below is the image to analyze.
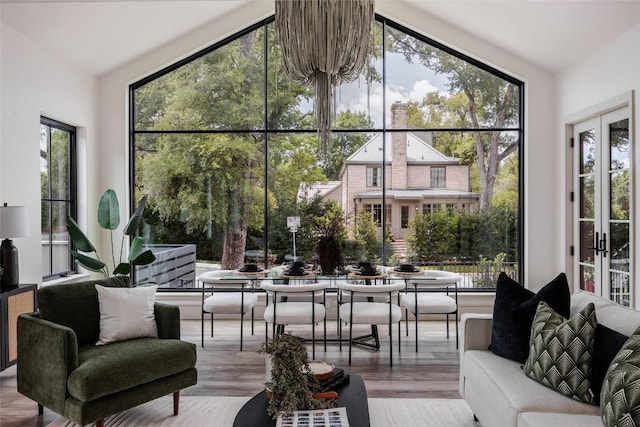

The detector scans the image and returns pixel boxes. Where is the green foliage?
[406,206,517,263]
[67,190,156,278]
[311,201,346,273]
[260,334,334,419]
[353,210,378,260]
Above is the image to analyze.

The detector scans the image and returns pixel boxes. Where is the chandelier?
[275,0,375,152]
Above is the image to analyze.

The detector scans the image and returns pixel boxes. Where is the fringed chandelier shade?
[275,0,375,151]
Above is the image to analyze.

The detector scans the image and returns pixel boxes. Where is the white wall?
[0,23,99,285]
[556,24,640,302]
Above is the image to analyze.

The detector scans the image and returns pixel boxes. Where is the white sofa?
[460,290,640,427]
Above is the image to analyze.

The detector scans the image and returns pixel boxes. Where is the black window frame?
[40,116,77,280]
[129,14,526,290]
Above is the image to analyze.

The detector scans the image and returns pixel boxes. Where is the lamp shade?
[0,205,30,238]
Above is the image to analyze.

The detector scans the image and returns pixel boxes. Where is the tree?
[353,210,378,260]
[389,30,519,212]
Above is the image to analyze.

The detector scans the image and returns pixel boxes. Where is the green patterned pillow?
[523,301,597,404]
[601,326,640,426]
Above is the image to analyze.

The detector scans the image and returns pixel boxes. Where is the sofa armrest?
[461,313,493,353]
[459,313,493,397]
[154,302,181,339]
[17,313,79,415]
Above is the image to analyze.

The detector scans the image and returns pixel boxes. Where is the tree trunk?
[221,185,247,269]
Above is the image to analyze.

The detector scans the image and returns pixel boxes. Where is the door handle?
[600,232,608,258]
[588,232,600,255]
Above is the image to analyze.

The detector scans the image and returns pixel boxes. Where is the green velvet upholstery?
[17,278,197,426]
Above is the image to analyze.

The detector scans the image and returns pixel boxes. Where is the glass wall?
[130,16,523,290]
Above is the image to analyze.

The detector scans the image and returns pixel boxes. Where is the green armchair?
[17,277,197,427]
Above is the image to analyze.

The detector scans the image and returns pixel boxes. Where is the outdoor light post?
[287,216,300,261]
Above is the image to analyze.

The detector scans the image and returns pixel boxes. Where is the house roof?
[355,189,479,201]
[346,133,459,165]
[297,181,342,203]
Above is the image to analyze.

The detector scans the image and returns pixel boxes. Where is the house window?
[431,166,446,188]
[366,167,382,187]
[422,204,432,215]
[401,206,409,228]
[446,204,456,213]
[40,117,76,279]
[364,203,383,227]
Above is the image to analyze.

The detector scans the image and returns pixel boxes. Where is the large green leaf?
[124,195,147,236]
[132,249,156,266]
[113,262,131,275]
[98,189,120,230]
[66,217,96,253]
[70,250,106,272]
[129,236,156,266]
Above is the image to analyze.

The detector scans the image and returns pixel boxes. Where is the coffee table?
[233,371,370,427]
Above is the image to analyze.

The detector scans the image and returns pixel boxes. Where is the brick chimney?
[391,102,408,190]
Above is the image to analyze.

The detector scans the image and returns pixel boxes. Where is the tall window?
[130,15,523,290]
[431,166,446,188]
[40,117,76,279]
[366,166,382,187]
[401,206,409,228]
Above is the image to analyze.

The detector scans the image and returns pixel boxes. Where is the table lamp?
[0,203,30,289]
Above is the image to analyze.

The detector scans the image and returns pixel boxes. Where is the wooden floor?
[0,318,461,427]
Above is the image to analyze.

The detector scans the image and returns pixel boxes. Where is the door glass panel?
[579,220,595,264]
[580,265,595,292]
[609,222,630,272]
[610,119,630,171]
[610,170,629,220]
[580,129,596,174]
[609,271,630,306]
[580,176,595,219]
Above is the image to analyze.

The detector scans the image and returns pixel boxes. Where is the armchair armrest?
[154,302,181,339]
[17,313,79,415]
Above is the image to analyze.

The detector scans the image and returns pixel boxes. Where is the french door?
[574,107,631,306]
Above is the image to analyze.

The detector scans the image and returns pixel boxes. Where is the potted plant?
[311,201,346,274]
[66,189,156,278]
[260,334,334,419]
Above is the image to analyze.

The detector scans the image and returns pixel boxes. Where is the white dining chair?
[200,270,256,351]
[337,281,405,367]
[400,271,461,351]
[261,282,328,359]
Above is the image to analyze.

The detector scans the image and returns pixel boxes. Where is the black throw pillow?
[591,324,629,405]
[489,272,570,363]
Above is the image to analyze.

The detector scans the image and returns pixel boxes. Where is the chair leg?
[240,313,244,351]
[201,312,205,347]
[251,307,255,335]
[38,404,43,415]
[415,311,419,352]
[173,391,180,416]
[389,318,393,367]
[348,321,353,365]
[405,308,408,336]
[455,311,459,349]
[446,313,450,339]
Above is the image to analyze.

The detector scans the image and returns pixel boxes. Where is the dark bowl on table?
[358,261,372,268]
[359,265,378,275]
[241,263,260,272]
[398,263,417,272]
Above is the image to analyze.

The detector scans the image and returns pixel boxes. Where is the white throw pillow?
[95,284,158,345]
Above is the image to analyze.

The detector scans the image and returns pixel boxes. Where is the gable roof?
[346,132,460,165]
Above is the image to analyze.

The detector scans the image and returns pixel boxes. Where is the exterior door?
[574,107,631,306]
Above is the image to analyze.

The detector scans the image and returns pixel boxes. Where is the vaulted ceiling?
[1,0,639,76]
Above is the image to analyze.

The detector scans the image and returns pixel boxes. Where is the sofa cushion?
[463,350,598,426]
[600,326,640,427]
[490,272,570,363]
[591,324,628,405]
[523,301,597,404]
[517,412,603,427]
[67,338,197,402]
[571,290,640,336]
[37,277,130,346]
[95,284,158,345]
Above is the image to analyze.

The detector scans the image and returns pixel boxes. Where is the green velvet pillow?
[523,301,597,404]
[600,326,640,426]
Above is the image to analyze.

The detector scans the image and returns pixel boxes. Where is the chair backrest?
[37,276,130,346]
[337,282,405,298]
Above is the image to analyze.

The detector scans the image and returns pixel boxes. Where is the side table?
[1,284,37,371]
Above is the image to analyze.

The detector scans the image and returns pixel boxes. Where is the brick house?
[301,102,479,240]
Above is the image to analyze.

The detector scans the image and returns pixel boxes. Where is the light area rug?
[47,396,479,427]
